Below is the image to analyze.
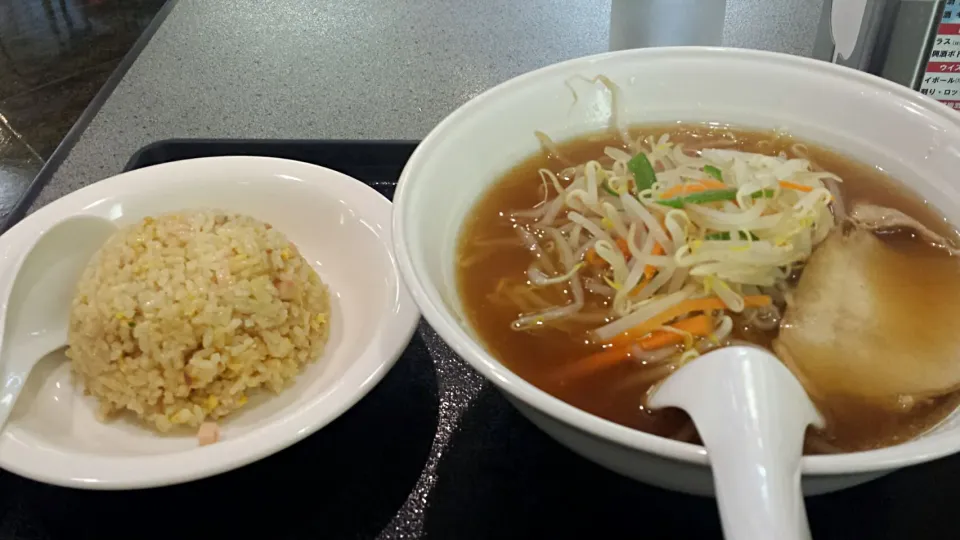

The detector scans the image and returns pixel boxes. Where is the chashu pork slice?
[850,202,960,255]
[775,226,960,403]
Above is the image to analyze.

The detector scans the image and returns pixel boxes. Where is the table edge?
[0,0,181,233]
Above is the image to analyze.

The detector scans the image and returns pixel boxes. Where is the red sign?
[926,62,960,72]
[940,23,960,35]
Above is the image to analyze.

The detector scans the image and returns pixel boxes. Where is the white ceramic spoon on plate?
[648,346,824,540]
[0,215,117,430]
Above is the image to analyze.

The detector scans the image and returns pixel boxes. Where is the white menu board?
[919,0,960,109]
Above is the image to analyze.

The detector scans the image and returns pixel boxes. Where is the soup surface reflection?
[456,124,960,453]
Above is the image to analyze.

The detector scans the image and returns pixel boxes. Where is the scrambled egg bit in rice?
[67,210,331,434]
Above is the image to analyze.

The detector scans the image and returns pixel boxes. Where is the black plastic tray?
[125,139,418,200]
[1,139,956,539]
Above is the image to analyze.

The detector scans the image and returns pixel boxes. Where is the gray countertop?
[28,0,822,212]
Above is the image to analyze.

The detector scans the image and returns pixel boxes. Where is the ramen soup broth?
[456,124,960,454]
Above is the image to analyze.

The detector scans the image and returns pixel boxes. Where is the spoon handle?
[700,411,813,540]
[649,347,823,540]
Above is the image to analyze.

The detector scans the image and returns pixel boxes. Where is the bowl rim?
[393,46,960,476]
[0,156,420,489]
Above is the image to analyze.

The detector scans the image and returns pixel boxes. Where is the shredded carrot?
[779,180,814,193]
[585,248,601,266]
[699,179,728,190]
[642,242,665,281]
[553,344,633,381]
[609,295,771,347]
[659,178,728,200]
[635,333,680,351]
[638,314,713,350]
[586,238,630,267]
[659,183,706,200]
[554,315,716,382]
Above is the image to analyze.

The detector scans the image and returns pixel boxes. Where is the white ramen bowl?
[393,47,960,496]
[0,156,418,489]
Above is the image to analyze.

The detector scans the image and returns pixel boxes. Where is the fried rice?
[67,209,331,433]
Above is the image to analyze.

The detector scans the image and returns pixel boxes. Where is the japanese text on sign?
[919,2,960,108]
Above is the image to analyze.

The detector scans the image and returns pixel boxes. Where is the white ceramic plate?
[0,156,418,489]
